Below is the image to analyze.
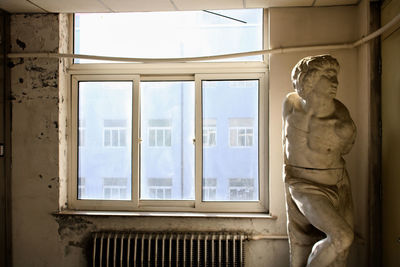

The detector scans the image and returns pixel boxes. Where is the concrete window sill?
[56,210,277,219]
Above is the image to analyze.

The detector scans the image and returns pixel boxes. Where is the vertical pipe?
[190,234,193,267]
[93,233,98,267]
[240,235,243,267]
[106,234,111,267]
[176,235,180,267]
[225,234,229,267]
[183,234,187,267]
[168,235,173,267]
[113,234,117,267]
[120,234,124,267]
[197,234,200,267]
[204,235,208,266]
[99,234,104,267]
[211,235,215,266]
[233,235,236,267]
[162,234,166,267]
[155,234,159,267]
[127,234,131,267]
[218,235,222,267]
[148,234,152,264]
[141,234,145,266]
[133,234,138,267]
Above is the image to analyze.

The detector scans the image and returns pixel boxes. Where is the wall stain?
[7,58,24,68]
[54,215,95,240]
[16,39,26,50]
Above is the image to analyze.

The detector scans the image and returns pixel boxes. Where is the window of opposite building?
[103,119,127,147]
[68,9,268,213]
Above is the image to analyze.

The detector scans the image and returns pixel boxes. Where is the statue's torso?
[283,93,355,184]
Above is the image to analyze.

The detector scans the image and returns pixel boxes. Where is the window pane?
[202,80,259,201]
[74,9,263,63]
[78,81,132,200]
[141,81,195,200]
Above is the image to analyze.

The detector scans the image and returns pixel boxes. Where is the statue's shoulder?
[283,92,300,117]
[333,99,351,119]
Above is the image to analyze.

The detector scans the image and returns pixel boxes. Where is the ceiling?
[0,0,359,13]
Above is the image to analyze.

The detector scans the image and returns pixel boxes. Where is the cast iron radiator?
[91,232,246,267]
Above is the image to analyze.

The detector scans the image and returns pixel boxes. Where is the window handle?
[192,138,196,144]
[138,138,142,143]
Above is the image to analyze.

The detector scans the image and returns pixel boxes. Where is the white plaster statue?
[283,55,356,267]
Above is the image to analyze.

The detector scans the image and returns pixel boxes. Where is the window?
[103,119,127,147]
[69,10,268,213]
[148,119,172,147]
[229,178,255,201]
[203,178,217,200]
[203,119,217,147]
[145,178,173,200]
[78,177,85,198]
[78,120,85,146]
[102,177,128,200]
[74,9,263,63]
[229,118,254,147]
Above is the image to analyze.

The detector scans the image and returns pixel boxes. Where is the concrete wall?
[9,4,372,266]
[381,0,400,266]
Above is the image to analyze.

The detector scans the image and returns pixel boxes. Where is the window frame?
[68,8,269,213]
[68,68,268,213]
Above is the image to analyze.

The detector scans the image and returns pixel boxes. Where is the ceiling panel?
[172,0,244,11]
[246,0,314,8]
[314,0,359,6]
[31,0,110,13]
[0,0,361,13]
[101,0,176,12]
[0,0,44,13]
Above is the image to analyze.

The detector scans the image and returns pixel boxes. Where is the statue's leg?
[289,191,354,267]
[285,185,323,267]
[329,171,354,267]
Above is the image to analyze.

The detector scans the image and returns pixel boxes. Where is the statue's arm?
[335,100,357,155]
[282,93,295,143]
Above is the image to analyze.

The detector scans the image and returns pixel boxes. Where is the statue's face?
[311,68,338,99]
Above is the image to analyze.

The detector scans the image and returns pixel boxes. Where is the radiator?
[92,232,246,267]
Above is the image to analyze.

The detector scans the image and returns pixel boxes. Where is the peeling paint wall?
[10,14,64,267]
[9,5,372,266]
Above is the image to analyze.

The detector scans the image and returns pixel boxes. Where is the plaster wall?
[381,0,400,265]
[9,5,370,267]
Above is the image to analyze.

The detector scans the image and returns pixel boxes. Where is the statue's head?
[291,55,339,99]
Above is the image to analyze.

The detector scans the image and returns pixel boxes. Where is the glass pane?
[74,9,263,63]
[104,130,110,146]
[112,130,118,146]
[78,81,132,200]
[202,80,259,201]
[119,129,126,146]
[141,81,195,200]
[149,129,155,146]
[165,130,171,146]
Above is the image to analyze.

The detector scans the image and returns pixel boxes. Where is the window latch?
[0,143,4,157]
[192,138,196,144]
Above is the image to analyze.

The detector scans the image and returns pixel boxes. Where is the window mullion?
[194,75,203,208]
[132,76,141,208]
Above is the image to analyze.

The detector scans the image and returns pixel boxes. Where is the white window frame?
[68,66,268,213]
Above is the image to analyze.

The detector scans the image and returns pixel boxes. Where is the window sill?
[56,210,277,219]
